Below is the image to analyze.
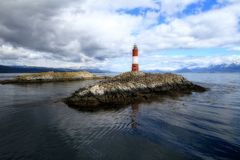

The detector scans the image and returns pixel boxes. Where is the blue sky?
[0,0,240,71]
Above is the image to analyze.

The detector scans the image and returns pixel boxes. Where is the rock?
[0,71,105,84]
[65,72,207,109]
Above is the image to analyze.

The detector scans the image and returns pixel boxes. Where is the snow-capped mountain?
[176,63,240,73]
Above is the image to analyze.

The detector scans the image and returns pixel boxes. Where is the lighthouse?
[132,44,139,72]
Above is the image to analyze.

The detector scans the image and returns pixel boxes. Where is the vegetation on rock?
[0,71,102,84]
[65,72,207,109]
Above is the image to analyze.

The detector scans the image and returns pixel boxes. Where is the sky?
[0,0,240,72]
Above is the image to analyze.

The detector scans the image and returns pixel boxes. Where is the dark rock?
[65,72,207,109]
[0,71,106,84]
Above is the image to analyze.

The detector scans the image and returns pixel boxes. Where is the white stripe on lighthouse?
[132,56,138,64]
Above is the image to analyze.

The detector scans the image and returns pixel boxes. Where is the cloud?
[159,0,201,15]
[0,0,239,71]
[0,0,141,64]
[139,54,240,71]
[137,2,240,52]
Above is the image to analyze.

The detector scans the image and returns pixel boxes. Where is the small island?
[0,71,104,84]
[65,72,207,109]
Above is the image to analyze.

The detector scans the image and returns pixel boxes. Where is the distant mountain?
[1,63,239,73]
[142,69,165,73]
[176,64,240,73]
[0,65,110,73]
[79,68,111,73]
[144,63,240,73]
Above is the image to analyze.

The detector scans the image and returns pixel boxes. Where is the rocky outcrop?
[65,72,207,109]
[0,71,104,84]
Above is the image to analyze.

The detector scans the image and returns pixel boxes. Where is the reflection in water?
[131,103,139,129]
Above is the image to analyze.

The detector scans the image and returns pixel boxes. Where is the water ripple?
[0,73,240,160]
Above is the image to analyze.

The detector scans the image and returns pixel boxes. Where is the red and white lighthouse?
[132,44,139,72]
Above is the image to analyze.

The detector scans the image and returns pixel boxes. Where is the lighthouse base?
[132,64,139,72]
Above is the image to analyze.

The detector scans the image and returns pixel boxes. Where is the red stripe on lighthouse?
[132,45,139,72]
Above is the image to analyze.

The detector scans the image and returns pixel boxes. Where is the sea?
[0,73,239,160]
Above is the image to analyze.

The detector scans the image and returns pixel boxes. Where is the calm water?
[0,73,240,160]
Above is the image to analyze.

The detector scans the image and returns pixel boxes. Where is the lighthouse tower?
[132,44,139,72]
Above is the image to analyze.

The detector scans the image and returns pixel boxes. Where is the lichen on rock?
[65,72,207,109]
[0,71,103,84]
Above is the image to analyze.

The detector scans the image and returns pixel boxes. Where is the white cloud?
[0,0,240,71]
[137,2,240,52]
[104,53,240,72]
[138,55,240,71]
[0,42,107,68]
[159,0,201,15]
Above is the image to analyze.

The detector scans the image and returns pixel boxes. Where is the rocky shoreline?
[0,71,104,84]
[65,72,207,109]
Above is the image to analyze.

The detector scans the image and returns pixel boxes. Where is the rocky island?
[65,72,207,109]
[0,71,103,84]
